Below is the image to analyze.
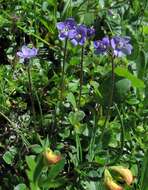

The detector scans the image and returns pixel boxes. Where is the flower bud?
[43,148,61,164]
[104,169,123,190]
[110,166,133,185]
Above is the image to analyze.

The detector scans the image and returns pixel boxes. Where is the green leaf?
[69,57,80,66]
[143,25,148,34]
[115,79,131,96]
[140,149,148,190]
[39,136,50,148]
[0,15,11,27]
[3,147,17,165]
[90,80,102,98]
[115,67,145,88]
[39,18,53,33]
[33,155,44,183]
[136,50,146,80]
[67,92,77,110]
[62,0,72,18]
[126,97,140,105]
[126,26,139,60]
[82,171,106,190]
[84,12,95,25]
[102,129,112,148]
[69,110,85,126]
[26,156,36,181]
[31,144,43,154]
[30,183,40,190]
[26,155,36,170]
[14,184,27,190]
[41,178,66,189]
[3,151,14,165]
[48,159,65,180]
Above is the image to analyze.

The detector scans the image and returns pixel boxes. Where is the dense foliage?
[0,0,148,189]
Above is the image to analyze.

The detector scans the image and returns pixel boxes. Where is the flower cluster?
[94,36,133,57]
[17,18,133,60]
[56,18,95,46]
[56,18,132,57]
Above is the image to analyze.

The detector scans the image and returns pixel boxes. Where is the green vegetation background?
[0,0,148,189]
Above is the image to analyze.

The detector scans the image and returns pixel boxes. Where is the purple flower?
[68,24,88,46]
[94,36,133,57]
[56,18,77,41]
[111,36,133,57]
[94,37,110,54]
[17,45,38,59]
[87,27,95,38]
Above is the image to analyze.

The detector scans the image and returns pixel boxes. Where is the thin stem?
[100,56,115,142]
[27,65,36,122]
[60,38,68,101]
[0,111,15,127]
[53,39,68,140]
[75,132,82,164]
[56,38,68,133]
[78,46,84,109]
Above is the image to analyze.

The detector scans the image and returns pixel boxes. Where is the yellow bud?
[110,166,133,185]
[43,148,61,164]
[104,169,123,190]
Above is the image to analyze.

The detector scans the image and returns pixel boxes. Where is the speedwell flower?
[56,18,77,41]
[69,24,88,46]
[94,36,110,54]
[111,36,133,57]
[17,45,38,59]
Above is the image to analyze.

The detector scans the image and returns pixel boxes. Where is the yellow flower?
[43,148,61,164]
[110,166,133,185]
[104,169,123,190]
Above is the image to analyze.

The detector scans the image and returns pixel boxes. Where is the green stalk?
[27,64,36,122]
[60,38,68,101]
[75,132,82,164]
[56,38,68,131]
[78,46,84,109]
[115,104,125,155]
[54,38,68,137]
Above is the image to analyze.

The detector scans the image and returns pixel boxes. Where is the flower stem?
[27,64,36,122]
[100,56,115,142]
[55,38,68,136]
[75,132,82,163]
[78,46,84,109]
[60,38,68,101]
